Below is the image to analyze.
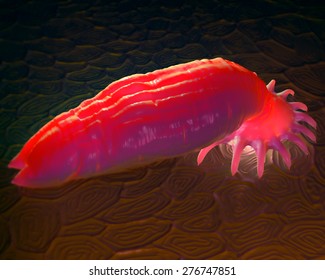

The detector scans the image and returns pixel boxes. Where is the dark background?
[0,0,324,259]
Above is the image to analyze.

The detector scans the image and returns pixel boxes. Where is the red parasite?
[8,58,317,188]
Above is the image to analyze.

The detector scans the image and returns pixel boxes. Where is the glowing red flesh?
[9,58,316,187]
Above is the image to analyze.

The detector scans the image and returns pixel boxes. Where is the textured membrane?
[0,0,324,259]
